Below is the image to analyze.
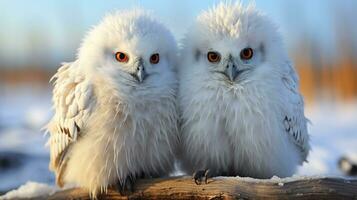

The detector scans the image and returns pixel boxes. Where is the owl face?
[106,36,173,84]
[182,2,287,86]
[77,10,177,86]
[194,36,266,83]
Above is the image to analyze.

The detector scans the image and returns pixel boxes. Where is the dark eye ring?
[115,52,129,63]
[150,53,160,64]
[240,48,253,60]
[207,51,221,63]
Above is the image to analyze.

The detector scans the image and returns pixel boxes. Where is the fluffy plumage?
[46,10,179,196]
[178,2,310,179]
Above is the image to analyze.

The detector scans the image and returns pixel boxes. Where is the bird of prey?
[46,10,179,196]
[178,2,310,183]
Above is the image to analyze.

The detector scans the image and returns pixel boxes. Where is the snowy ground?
[298,102,357,176]
[0,86,54,194]
[0,86,356,197]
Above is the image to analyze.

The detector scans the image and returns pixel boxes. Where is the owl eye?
[150,53,160,64]
[240,48,253,60]
[207,51,221,63]
[115,52,129,63]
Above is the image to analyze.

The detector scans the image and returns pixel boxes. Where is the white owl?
[178,2,310,183]
[46,10,179,196]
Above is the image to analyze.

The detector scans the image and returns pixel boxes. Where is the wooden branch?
[34,176,357,199]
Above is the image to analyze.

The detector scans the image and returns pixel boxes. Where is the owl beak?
[137,65,146,82]
[135,60,147,83]
[225,61,239,81]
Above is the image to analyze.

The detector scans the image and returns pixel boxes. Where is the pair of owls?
[47,2,309,197]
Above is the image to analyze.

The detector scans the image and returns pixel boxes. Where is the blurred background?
[0,0,356,194]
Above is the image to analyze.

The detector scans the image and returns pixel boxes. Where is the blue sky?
[0,0,355,67]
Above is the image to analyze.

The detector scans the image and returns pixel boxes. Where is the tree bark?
[31,176,357,200]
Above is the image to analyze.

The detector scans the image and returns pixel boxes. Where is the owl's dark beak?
[136,64,146,82]
[225,62,238,81]
[224,57,248,82]
[134,59,147,83]
[225,61,239,81]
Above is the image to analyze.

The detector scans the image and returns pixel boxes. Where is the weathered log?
[29,176,357,200]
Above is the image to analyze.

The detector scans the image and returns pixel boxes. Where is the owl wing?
[281,62,310,163]
[46,61,95,186]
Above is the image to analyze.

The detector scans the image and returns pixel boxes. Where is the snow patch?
[0,182,58,200]
[213,174,352,184]
[298,101,357,177]
[231,175,326,183]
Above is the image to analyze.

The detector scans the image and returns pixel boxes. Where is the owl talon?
[115,176,135,195]
[193,169,210,185]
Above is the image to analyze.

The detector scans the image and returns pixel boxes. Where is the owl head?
[180,2,289,87]
[76,9,177,88]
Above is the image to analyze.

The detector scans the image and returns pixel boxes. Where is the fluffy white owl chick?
[46,10,179,196]
[178,2,310,182]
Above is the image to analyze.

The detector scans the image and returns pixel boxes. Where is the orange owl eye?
[207,51,221,63]
[240,48,253,60]
[150,53,160,64]
[115,52,129,63]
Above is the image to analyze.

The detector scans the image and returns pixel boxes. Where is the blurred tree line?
[0,1,356,105]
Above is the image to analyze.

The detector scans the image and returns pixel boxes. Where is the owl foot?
[115,176,135,195]
[193,169,210,185]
